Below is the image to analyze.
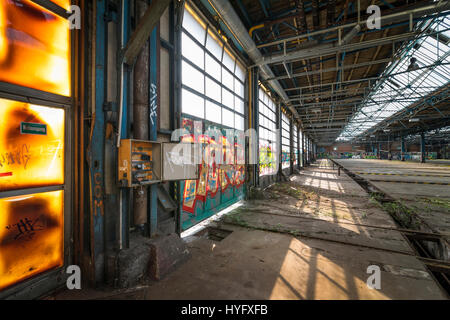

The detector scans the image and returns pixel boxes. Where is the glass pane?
[182,32,204,68]
[205,100,221,124]
[222,108,234,128]
[182,88,204,118]
[268,100,275,112]
[205,77,221,102]
[222,67,234,90]
[0,190,64,292]
[206,30,223,59]
[0,98,65,192]
[222,88,234,110]
[235,114,244,131]
[259,89,264,101]
[182,60,204,94]
[235,62,246,82]
[0,0,71,96]
[182,5,206,44]
[235,78,245,98]
[235,96,244,114]
[205,54,221,80]
[222,48,235,72]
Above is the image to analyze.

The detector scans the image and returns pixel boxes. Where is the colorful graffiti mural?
[281,149,290,169]
[180,118,245,231]
[259,142,277,176]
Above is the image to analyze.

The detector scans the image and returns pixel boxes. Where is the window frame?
[258,87,278,176]
[181,5,246,131]
[281,112,291,169]
[0,0,73,299]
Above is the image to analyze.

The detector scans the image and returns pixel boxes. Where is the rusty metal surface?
[132,0,150,226]
[122,0,172,65]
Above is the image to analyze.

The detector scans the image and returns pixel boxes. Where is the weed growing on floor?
[222,210,252,228]
[370,194,422,229]
[421,197,450,211]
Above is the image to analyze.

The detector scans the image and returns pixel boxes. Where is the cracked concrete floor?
[48,160,448,300]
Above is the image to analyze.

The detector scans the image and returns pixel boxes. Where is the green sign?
[20,122,47,135]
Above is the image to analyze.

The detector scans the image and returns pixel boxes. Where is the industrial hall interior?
[0,0,450,301]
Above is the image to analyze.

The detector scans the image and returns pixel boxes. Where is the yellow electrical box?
[118,139,161,187]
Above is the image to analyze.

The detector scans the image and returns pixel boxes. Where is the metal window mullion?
[197,31,238,78]
[0,185,65,200]
[203,26,207,123]
[181,84,241,116]
[0,82,73,107]
[181,59,244,116]
[30,0,69,18]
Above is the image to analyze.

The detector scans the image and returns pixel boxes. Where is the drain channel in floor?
[194,227,233,241]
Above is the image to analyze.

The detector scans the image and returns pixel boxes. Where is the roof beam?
[256,1,450,49]
[264,58,392,82]
[254,32,416,66]
[122,0,171,65]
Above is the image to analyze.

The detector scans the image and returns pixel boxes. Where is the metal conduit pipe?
[207,0,300,119]
[341,24,361,45]
[133,0,150,226]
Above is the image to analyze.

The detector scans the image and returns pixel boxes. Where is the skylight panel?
[337,15,450,142]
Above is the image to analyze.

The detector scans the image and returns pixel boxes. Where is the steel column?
[148,8,160,237]
[175,0,184,235]
[250,67,259,186]
[119,0,131,249]
[133,0,150,228]
[421,132,426,163]
[89,0,107,284]
[289,118,293,174]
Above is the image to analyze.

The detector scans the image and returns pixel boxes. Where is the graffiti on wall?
[0,99,65,192]
[0,191,64,292]
[180,118,245,230]
[259,143,277,176]
[281,149,290,168]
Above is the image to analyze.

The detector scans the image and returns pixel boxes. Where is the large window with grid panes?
[293,124,298,166]
[181,5,245,130]
[258,87,277,176]
[307,137,310,162]
[299,129,304,167]
[281,112,291,169]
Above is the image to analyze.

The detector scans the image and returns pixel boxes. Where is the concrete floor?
[48,160,448,300]
[333,159,450,239]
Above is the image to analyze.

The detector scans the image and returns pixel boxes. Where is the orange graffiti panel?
[0,190,64,292]
[0,98,65,192]
[0,0,71,96]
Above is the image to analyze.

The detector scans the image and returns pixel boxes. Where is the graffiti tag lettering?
[5,215,45,241]
[0,144,31,170]
[150,83,157,126]
[93,172,104,216]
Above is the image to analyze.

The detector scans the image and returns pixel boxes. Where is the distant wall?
[321,143,354,153]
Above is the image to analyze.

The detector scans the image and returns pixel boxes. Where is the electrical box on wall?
[118,140,199,187]
[118,139,161,187]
